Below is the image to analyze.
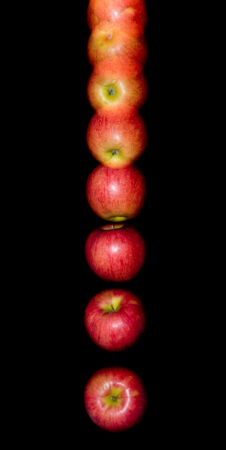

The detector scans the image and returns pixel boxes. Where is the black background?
[26,1,191,446]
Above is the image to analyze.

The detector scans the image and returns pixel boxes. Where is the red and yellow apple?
[86,104,147,168]
[84,289,146,351]
[85,223,146,282]
[87,0,147,31]
[86,164,146,222]
[87,55,148,110]
[84,366,147,431]
[87,20,147,66]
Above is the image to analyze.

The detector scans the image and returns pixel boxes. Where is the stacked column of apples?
[84,0,148,433]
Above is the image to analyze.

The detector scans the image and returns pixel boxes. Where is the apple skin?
[84,289,146,351]
[84,366,147,431]
[87,55,147,111]
[87,0,147,31]
[85,223,146,282]
[87,20,148,67]
[86,164,146,222]
[86,104,147,168]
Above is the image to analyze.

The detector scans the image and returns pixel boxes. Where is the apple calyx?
[103,387,122,407]
[101,223,125,231]
[104,148,122,162]
[103,83,119,102]
[108,87,115,96]
[109,149,119,156]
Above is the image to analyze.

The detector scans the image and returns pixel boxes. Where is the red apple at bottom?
[86,165,146,222]
[84,367,147,432]
[84,289,146,351]
[85,223,146,282]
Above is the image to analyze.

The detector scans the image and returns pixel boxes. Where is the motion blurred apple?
[87,55,147,110]
[84,289,146,351]
[86,164,146,222]
[87,0,147,31]
[84,366,147,431]
[86,104,147,168]
[87,20,147,66]
[85,223,146,282]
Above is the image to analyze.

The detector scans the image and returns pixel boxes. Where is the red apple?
[87,55,147,110]
[86,164,146,222]
[87,0,147,31]
[84,366,147,431]
[85,223,146,282]
[86,104,147,168]
[84,289,146,351]
[87,20,147,67]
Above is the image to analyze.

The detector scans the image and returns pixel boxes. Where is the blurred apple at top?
[87,0,147,31]
[87,20,147,66]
